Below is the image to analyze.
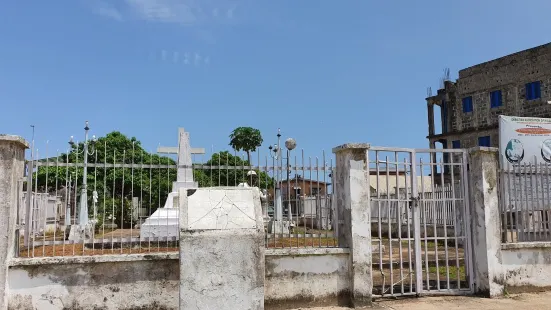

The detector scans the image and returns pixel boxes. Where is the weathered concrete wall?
[264,249,350,309]
[8,254,179,310]
[7,250,353,310]
[0,135,29,310]
[501,244,551,291]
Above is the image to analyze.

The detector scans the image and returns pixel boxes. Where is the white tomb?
[140,128,205,240]
[185,187,258,230]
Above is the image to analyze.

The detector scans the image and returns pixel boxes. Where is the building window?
[526,81,541,100]
[478,136,491,147]
[462,96,473,113]
[452,140,461,149]
[490,90,502,108]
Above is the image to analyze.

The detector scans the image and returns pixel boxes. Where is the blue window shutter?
[452,140,461,148]
[463,96,473,112]
[526,81,542,100]
[491,90,503,108]
[478,136,490,147]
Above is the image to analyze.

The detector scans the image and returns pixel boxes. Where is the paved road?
[290,291,551,309]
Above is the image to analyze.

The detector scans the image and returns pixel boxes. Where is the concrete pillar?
[0,135,29,309]
[468,147,504,297]
[427,102,435,136]
[332,143,371,307]
[179,187,265,310]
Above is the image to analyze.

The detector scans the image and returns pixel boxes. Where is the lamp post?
[269,129,282,221]
[68,121,97,226]
[284,138,296,223]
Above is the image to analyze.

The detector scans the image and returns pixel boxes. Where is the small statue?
[238,170,268,203]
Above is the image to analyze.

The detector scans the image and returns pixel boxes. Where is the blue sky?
[2,0,551,164]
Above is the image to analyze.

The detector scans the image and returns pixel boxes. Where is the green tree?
[229,127,263,164]
[34,131,176,229]
[194,151,274,189]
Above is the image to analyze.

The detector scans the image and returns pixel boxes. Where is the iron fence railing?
[500,158,551,243]
[17,143,339,258]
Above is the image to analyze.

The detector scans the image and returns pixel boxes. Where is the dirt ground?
[289,291,551,309]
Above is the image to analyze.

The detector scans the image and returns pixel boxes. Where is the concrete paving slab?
[290,291,551,310]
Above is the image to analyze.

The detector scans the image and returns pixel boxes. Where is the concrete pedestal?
[140,208,179,239]
[179,187,265,310]
[267,220,292,234]
[67,223,94,241]
[140,192,180,239]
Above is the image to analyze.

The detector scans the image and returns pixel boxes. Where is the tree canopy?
[34,131,175,229]
[229,127,263,164]
[194,151,274,189]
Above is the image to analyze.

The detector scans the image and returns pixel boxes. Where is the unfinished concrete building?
[427,43,551,153]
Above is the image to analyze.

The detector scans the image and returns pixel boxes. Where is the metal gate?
[368,147,474,297]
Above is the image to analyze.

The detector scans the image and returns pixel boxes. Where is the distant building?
[368,169,433,197]
[426,43,551,154]
[278,175,330,198]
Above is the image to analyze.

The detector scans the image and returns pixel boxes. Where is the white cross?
[158,128,205,191]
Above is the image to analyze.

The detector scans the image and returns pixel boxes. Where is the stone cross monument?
[157,128,205,191]
[140,128,204,238]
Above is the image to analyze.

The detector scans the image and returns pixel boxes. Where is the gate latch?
[409,196,419,209]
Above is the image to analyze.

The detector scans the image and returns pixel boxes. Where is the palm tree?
[229,127,263,164]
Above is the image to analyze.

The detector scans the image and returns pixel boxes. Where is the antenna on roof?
[444,68,450,81]
[427,87,432,97]
[439,68,451,89]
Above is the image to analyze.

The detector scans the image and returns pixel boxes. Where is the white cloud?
[194,52,202,65]
[154,50,210,66]
[97,6,124,21]
[124,0,197,24]
[183,53,190,65]
[91,1,124,21]
[91,0,243,45]
[226,7,234,19]
[92,0,240,25]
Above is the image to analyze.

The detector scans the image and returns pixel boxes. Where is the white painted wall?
[501,245,551,289]
[265,249,350,308]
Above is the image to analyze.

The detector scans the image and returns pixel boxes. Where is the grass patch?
[18,245,178,258]
[291,226,334,235]
[265,237,338,248]
[428,265,466,281]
